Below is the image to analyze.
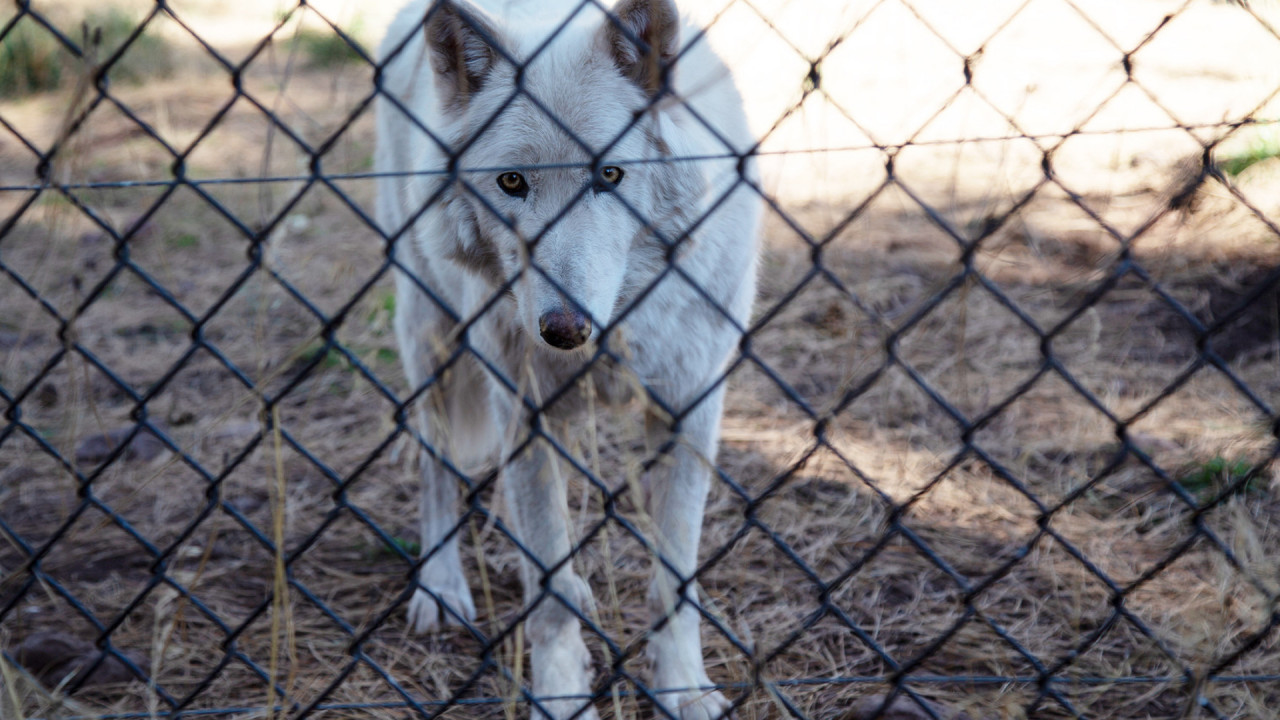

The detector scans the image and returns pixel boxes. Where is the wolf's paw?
[533,697,600,720]
[530,623,598,720]
[407,575,476,633]
[659,689,732,720]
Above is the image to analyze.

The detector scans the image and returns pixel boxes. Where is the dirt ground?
[2,1,1280,719]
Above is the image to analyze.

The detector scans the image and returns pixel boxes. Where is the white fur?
[376,1,759,718]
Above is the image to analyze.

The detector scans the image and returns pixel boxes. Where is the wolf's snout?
[538,309,592,350]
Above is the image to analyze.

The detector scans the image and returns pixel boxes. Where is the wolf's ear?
[603,0,679,97]
[425,0,502,107]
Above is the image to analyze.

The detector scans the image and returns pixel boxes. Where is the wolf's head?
[421,0,699,352]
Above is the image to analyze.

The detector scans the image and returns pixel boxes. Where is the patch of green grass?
[168,233,199,249]
[369,292,395,318]
[365,536,420,560]
[1217,130,1280,178]
[365,290,396,330]
[0,8,171,99]
[299,343,348,371]
[298,342,399,373]
[88,8,173,85]
[34,192,73,207]
[1177,456,1264,498]
[292,23,365,68]
[0,19,66,97]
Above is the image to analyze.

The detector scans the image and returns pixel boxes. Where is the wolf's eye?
[594,166,625,193]
[497,172,528,198]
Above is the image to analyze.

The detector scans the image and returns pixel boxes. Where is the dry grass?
[3,1,1280,719]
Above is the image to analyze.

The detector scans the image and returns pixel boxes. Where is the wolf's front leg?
[503,440,600,720]
[645,395,732,720]
[408,451,477,632]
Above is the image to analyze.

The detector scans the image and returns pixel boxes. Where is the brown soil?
[2,2,1280,719]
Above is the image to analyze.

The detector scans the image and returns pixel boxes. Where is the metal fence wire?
[2,0,1280,718]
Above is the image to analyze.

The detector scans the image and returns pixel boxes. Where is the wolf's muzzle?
[538,310,592,350]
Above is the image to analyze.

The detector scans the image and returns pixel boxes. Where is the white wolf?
[375,0,760,717]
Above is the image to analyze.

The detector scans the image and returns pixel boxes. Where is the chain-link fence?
[2,0,1280,718]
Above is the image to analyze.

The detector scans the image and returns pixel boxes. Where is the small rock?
[12,631,147,689]
[225,492,267,515]
[286,213,310,233]
[1127,431,1183,456]
[75,425,167,464]
[210,419,262,443]
[35,382,59,408]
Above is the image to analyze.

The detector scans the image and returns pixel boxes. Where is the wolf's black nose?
[538,310,592,350]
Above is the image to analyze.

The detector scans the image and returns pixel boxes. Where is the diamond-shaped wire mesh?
[2,0,1279,718]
